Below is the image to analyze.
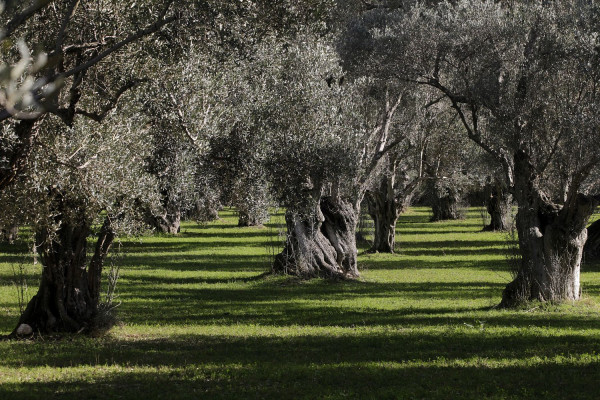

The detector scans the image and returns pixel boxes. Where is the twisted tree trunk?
[500,152,597,307]
[152,210,181,234]
[12,195,116,335]
[367,188,398,253]
[585,219,600,259]
[484,178,512,231]
[273,196,358,279]
[149,202,181,234]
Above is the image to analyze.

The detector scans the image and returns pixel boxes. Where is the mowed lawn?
[1,207,600,399]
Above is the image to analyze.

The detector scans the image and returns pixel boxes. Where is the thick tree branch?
[74,78,149,123]
[56,14,178,80]
[358,93,404,194]
[3,0,55,39]
[1,9,177,124]
[394,175,423,205]
[0,117,43,190]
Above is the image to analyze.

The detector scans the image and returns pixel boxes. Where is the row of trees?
[0,0,599,335]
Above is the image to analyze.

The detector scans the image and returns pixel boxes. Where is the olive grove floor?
[0,207,600,399]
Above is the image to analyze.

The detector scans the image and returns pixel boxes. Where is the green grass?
[1,207,600,399]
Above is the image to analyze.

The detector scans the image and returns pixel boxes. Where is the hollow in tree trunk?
[585,219,600,259]
[500,152,598,307]
[273,196,358,278]
[483,178,512,231]
[12,211,115,335]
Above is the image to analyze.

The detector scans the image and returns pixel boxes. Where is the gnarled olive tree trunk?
[500,152,598,307]
[484,178,512,231]
[273,196,358,278]
[585,219,600,259]
[151,207,181,234]
[12,213,115,335]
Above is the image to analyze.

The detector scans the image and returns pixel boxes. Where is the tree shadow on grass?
[120,239,275,254]
[177,230,275,239]
[106,277,600,331]
[360,257,508,271]
[2,331,600,399]
[3,329,600,369]
[119,254,270,272]
[3,363,599,400]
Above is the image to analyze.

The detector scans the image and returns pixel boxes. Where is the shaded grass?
[1,207,600,399]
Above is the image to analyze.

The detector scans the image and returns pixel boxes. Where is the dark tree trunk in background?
[0,119,40,191]
[367,188,398,253]
[12,194,115,335]
[237,210,263,227]
[585,219,600,259]
[500,151,597,307]
[428,179,462,221]
[484,178,512,231]
[0,225,19,242]
[273,196,358,278]
[190,200,219,222]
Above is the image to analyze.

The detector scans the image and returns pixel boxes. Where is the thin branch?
[54,0,80,53]
[424,95,445,109]
[538,131,563,175]
[62,38,117,54]
[566,156,600,204]
[358,92,405,193]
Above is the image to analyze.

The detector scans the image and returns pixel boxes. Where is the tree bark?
[585,219,600,259]
[88,217,116,308]
[483,178,512,231]
[500,151,597,307]
[12,196,115,335]
[273,196,358,279]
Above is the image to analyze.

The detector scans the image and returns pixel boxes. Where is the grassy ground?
[1,207,600,399]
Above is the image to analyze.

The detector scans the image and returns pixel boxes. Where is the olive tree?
[208,125,270,227]
[0,0,342,335]
[352,0,600,304]
[1,108,159,335]
[362,91,440,253]
[0,1,181,193]
[226,32,418,278]
[586,217,600,259]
